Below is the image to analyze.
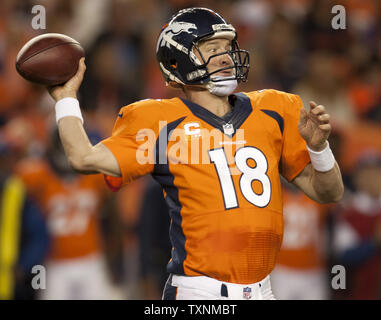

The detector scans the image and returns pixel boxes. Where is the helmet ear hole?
[170,59,178,70]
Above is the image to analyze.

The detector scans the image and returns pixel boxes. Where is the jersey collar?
[179,93,252,138]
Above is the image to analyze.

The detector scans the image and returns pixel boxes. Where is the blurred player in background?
[0,132,50,300]
[271,182,331,300]
[45,7,343,300]
[332,151,381,300]
[16,129,124,300]
[271,131,345,300]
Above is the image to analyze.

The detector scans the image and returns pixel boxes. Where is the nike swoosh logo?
[118,112,123,118]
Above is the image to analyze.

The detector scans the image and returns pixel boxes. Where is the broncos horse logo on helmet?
[156,21,197,51]
[156,7,249,88]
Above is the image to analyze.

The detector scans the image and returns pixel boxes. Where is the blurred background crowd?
[0,0,380,300]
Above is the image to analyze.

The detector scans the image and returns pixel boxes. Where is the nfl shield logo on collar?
[223,123,234,136]
[243,287,252,300]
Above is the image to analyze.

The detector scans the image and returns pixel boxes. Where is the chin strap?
[206,76,238,96]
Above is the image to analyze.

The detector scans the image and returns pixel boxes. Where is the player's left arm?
[292,101,344,204]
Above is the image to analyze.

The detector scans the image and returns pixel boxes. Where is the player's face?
[195,38,234,77]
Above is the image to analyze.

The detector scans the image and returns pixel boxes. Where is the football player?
[270,182,331,300]
[16,130,123,300]
[46,8,344,300]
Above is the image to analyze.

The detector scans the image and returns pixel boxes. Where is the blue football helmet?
[156,7,250,87]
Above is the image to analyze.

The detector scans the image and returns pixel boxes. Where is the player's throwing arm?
[15,34,121,177]
[48,58,121,177]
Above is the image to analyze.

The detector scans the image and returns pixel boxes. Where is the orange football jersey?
[102,89,310,284]
[16,159,108,260]
[276,188,329,270]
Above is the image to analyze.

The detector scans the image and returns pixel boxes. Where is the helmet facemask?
[185,38,249,96]
[189,39,250,85]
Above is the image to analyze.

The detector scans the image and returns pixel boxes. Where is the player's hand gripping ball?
[15,33,84,86]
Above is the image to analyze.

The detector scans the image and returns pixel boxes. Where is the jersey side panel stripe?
[152,117,187,275]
